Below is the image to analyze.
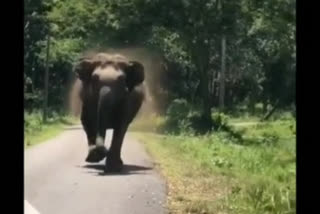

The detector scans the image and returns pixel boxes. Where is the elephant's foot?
[104,155,123,173]
[85,145,108,163]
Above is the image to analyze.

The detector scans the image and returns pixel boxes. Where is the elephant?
[71,53,145,172]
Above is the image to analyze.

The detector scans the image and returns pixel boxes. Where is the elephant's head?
[73,53,145,131]
[73,53,145,93]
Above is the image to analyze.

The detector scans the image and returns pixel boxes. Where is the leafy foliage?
[24,0,295,121]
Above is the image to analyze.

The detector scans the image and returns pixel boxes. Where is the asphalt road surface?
[24,125,167,214]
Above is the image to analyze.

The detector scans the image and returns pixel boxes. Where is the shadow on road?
[82,163,153,176]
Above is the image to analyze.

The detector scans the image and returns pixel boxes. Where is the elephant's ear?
[73,59,98,82]
[125,61,145,91]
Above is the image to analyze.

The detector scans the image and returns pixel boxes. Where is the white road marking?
[24,200,40,214]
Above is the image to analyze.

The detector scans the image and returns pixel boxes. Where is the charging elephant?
[72,53,145,172]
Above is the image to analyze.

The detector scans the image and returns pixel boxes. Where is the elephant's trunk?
[95,85,126,146]
[95,86,111,146]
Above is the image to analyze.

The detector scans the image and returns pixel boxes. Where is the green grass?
[24,111,79,149]
[132,116,296,214]
[228,116,260,124]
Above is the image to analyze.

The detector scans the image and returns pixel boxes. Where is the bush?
[163,100,244,137]
[166,99,190,124]
[164,99,192,133]
[163,99,211,134]
[24,111,44,134]
[24,110,77,147]
[212,112,230,130]
[24,110,73,135]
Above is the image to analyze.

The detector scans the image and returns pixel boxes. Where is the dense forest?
[24,0,295,126]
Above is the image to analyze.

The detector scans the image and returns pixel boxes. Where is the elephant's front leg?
[85,128,108,163]
[105,125,128,172]
[81,98,108,163]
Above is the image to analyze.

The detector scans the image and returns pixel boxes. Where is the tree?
[244,0,296,116]
[127,0,242,129]
[24,0,296,123]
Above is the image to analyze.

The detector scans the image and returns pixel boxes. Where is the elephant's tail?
[68,78,83,117]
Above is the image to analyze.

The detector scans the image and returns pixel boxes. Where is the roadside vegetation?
[132,108,295,214]
[24,111,78,148]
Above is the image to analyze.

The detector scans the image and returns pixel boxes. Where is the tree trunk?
[249,101,255,114]
[200,71,212,131]
[189,38,212,131]
[209,69,213,98]
[200,73,211,116]
[262,100,268,115]
[211,69,217,106]
[31,62,35,93]
[219,35,226,111]
[43,31,50,122]
[192,81,201,104]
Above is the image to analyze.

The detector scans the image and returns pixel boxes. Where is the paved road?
[24,125,167,214]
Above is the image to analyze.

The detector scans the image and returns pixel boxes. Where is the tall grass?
[24,111,78,148]
[133,113,296,214]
